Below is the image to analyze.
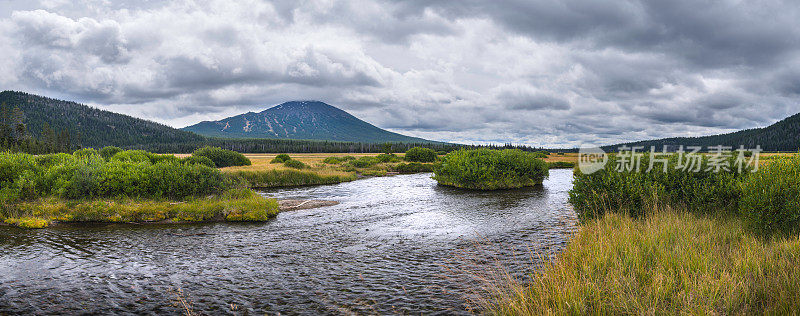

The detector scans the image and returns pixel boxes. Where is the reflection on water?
[0,169,576,315]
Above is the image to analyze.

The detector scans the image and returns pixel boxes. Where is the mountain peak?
[184,101,435,143]
[264,100,342,114]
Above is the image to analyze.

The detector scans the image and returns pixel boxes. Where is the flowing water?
[0,169,577,315]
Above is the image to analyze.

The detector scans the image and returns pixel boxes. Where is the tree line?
[0,102,74,154]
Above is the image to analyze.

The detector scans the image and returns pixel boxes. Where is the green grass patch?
[322,155,356,164]
[569,154,751,221]
[4,217,49,229]
[1,188,279,228]
[740,155,800,235]
[546,161,575,169]
[283,159,307,169]
[224,169,357,188]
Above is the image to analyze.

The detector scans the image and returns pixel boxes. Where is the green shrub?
[404,147,437,162]
[0,152,43,204]
[73,148,100,158]
[394,162,434,173]
[322,155,356,164]
[182,155,216,168]
[0,150,228,204]
[148,153,180,165]
[347,156,379,168]
[547,161,575,169]
[740,156,800,234]
[226,169,357,188]
[271,154,291,163]
[283,159,307,169]
[192,146,251,168]
[376,153,401,163]
[532,151,549,159]
[99,146,123,160]
[436,151,447,156]
[433,149,549,190]
[569,154,751,221]
[35,153,77,168]
[110,150,151,163]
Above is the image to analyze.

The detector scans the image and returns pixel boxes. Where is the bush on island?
[376,153,401,163]
[181,155,216,168]
[271,154,291,163]
[283,159,307,169]
[432,149,548,190]
[404,147,437,162]
[192,146,251,168]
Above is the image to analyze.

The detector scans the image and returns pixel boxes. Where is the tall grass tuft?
[740,155,800,235]
[225,169,357,188]
[569,154,751,221]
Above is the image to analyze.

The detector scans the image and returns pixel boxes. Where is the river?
[0,169,576,315]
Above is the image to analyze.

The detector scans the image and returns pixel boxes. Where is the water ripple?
[0,169,577,314]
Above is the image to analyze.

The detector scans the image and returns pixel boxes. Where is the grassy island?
[0,149,276,228]
[432,149,549,190]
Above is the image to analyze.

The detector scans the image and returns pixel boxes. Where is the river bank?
[1,188,280,229]
[480,210,800,314]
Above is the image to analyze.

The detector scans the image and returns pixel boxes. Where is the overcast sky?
[1,0,799,147]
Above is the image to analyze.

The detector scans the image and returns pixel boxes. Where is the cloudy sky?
[1,0,799,147]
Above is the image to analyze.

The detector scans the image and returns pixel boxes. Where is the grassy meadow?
[475,152,800,314]
[479,210,800,314]
[216,151,440,187]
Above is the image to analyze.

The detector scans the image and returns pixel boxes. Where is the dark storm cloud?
[402,0,800,67]
[0,0,798,147]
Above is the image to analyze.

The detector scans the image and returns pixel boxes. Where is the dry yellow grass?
[221,153,387,177]
[541,153,579,164]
